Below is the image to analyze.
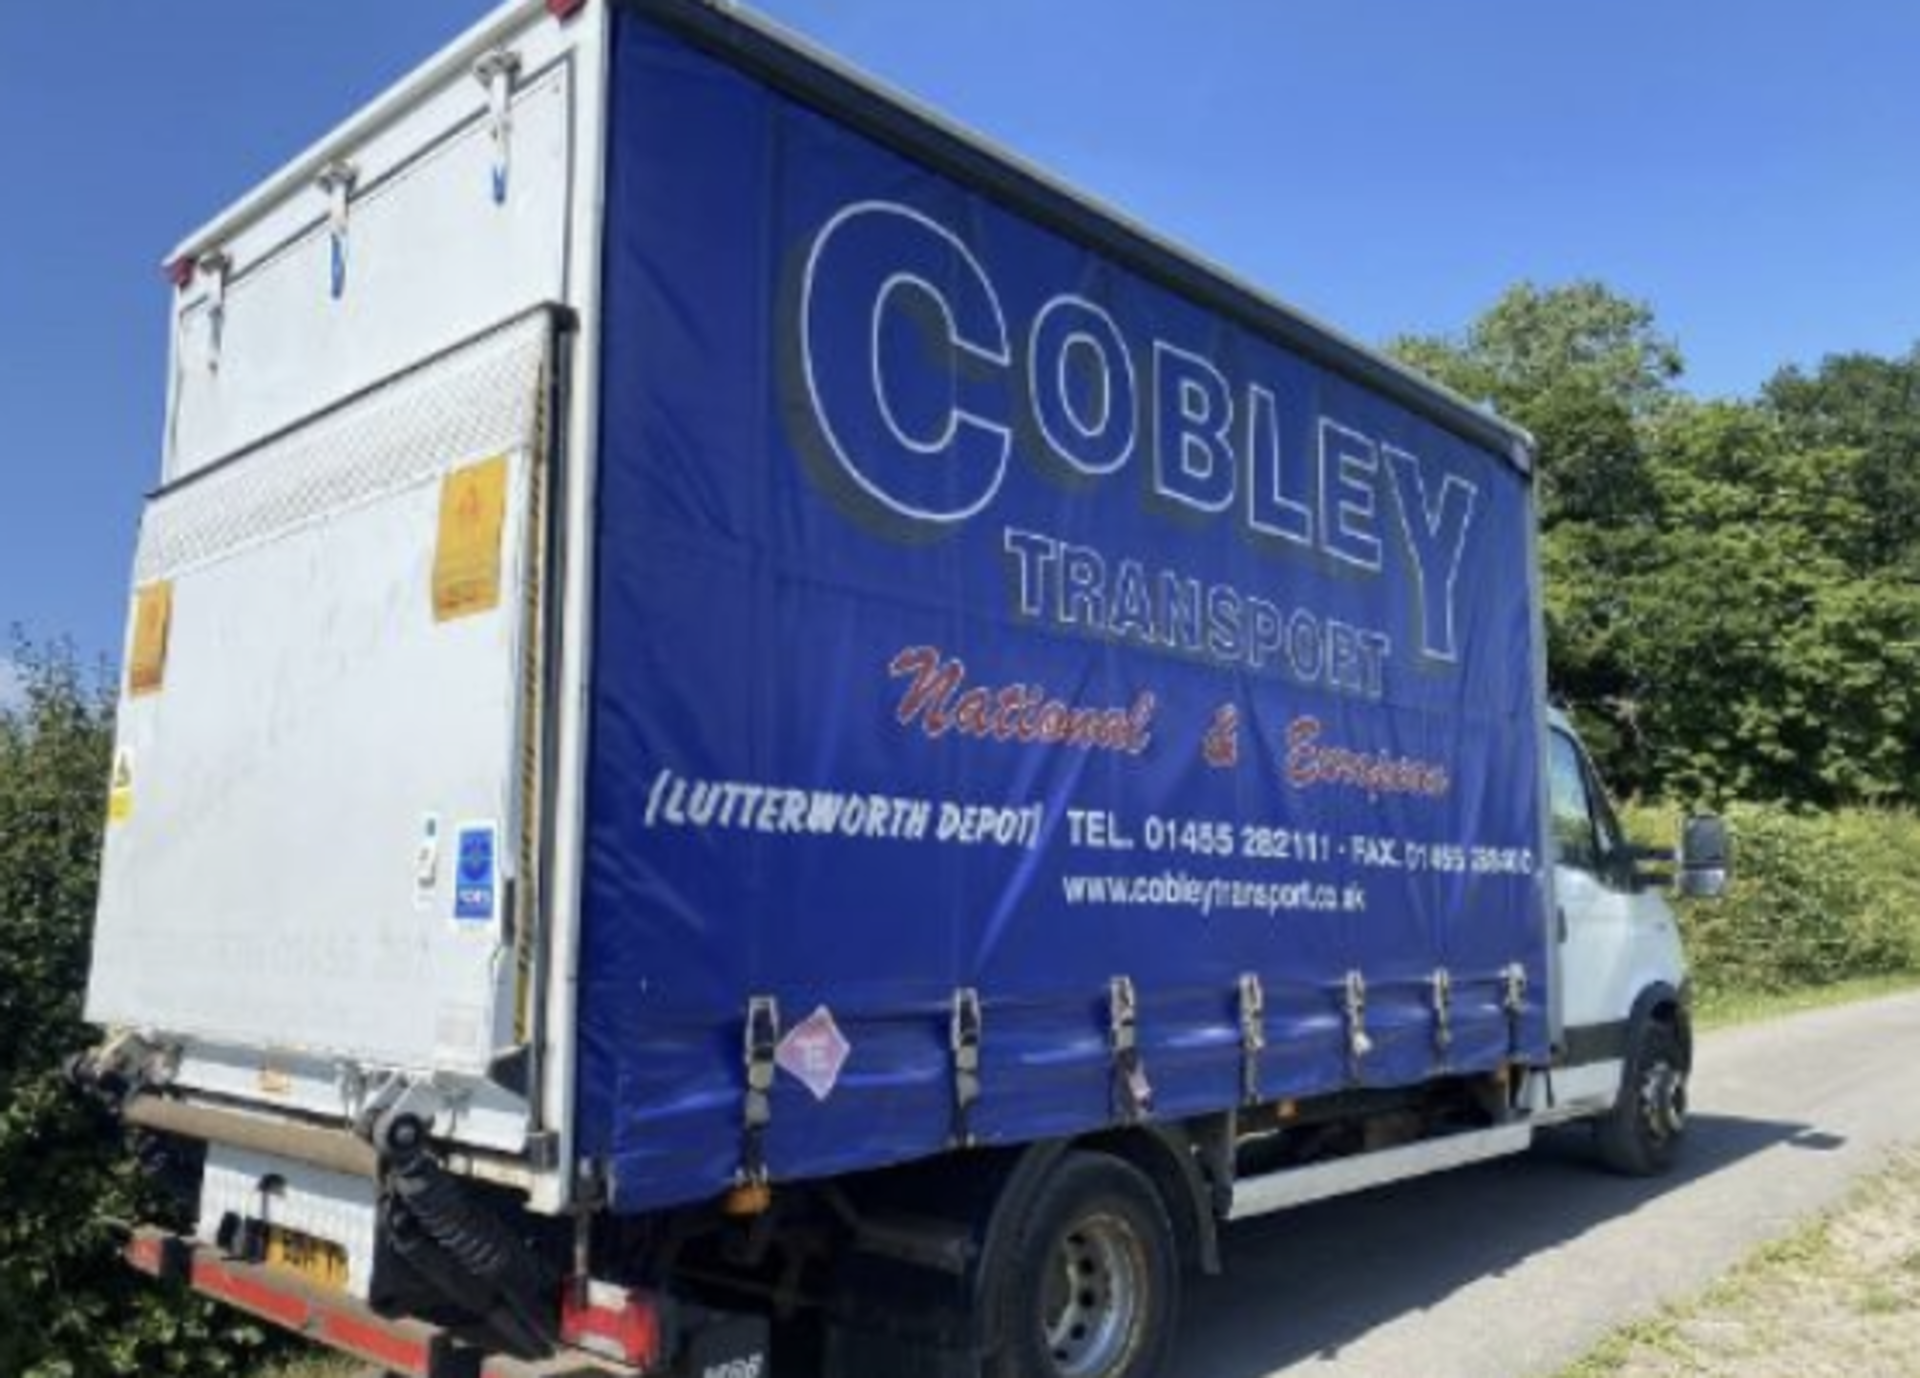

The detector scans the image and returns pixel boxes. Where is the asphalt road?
[1176,989,1920,1378]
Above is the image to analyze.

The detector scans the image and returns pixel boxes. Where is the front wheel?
[1595,1017,1688,1176]
[986,1152,1181,1378]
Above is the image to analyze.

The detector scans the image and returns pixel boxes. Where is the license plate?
[264,1226,349,1293]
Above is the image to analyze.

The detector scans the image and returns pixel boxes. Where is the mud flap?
[680,1311,772,1378]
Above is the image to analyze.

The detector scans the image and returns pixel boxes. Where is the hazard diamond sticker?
[776,1005,852,1102]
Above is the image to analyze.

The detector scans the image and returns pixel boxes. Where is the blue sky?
[3,0,1917,669]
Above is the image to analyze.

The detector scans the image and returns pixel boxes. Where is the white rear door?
[89,312,556,1097]
[165,41,577,483]
[87,3,598,1159]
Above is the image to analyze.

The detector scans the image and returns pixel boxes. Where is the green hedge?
[0,643,269,1377]
[1621,799,1920,999]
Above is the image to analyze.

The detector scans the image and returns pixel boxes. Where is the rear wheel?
[1595,1017,1688,1176]
[986,1153,1179,1378]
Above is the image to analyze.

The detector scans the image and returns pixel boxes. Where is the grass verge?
[1557,1147,1920,1377]
[1693,972,1920,1032]
[252,1354,362,1378]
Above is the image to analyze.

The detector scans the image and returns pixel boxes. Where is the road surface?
[1177,989,1920,1377]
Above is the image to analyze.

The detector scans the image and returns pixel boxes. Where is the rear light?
[560,1279,666,1370]
[127,1234,165,1274]
[547,0,588,20]
[165,256,195,289]
[124,1229,188,1283]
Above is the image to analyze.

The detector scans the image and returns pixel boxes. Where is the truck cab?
[1541,707,1713,1175]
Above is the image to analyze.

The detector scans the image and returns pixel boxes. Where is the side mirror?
[1676,814,1730,900]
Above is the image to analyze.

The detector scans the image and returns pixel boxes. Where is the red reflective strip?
[561,1286,663,1368]
[191,1257,311,1330]
[319,1309,431,1375]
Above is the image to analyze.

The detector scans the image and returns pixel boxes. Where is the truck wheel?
[1595,1018,1688,1176]
[986,1152,1179,1378]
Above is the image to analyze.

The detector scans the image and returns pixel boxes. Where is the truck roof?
[163,0,545,271]
[164,0,1536,472]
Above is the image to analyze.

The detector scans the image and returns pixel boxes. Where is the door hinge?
[315,160,358,300]
[196,250,232,371]
[473,49,523,205]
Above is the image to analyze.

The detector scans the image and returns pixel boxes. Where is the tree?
[1395,283,1920,807]
[1764,347,1920,576]
[1393,279,1683,417]
[1583,401,1920,805]
[0,637,266,1377]
[1390,281,1678,529]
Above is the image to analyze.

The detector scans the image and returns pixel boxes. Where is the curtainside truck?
[75,2,1731,1375]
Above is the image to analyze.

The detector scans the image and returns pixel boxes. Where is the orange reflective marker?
[433,455,509,622]
[128,581,173,697]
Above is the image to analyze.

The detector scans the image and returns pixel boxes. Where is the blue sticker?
[453,823,497,923]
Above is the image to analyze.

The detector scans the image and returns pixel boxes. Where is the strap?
[1502,963,1529,1058]
[1109,976,1150,1122]
[739,995,780,1186]
[1343,970,1371,1080]
[1237,973,1266,1106]
[949,988,982,1147]
[1430,967,1454,1063]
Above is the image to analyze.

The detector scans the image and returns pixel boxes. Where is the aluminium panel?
[90,316,553,1107]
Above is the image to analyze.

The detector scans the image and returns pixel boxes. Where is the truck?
[74,2,1732,1375]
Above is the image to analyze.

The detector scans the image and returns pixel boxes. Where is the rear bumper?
[125,1227,631,1378]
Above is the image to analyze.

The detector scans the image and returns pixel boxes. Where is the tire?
[1595,1017,1689,1176]
[985,1152,1181,1378]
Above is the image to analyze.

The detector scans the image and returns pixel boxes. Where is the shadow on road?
[1176,1111,1820,1378]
